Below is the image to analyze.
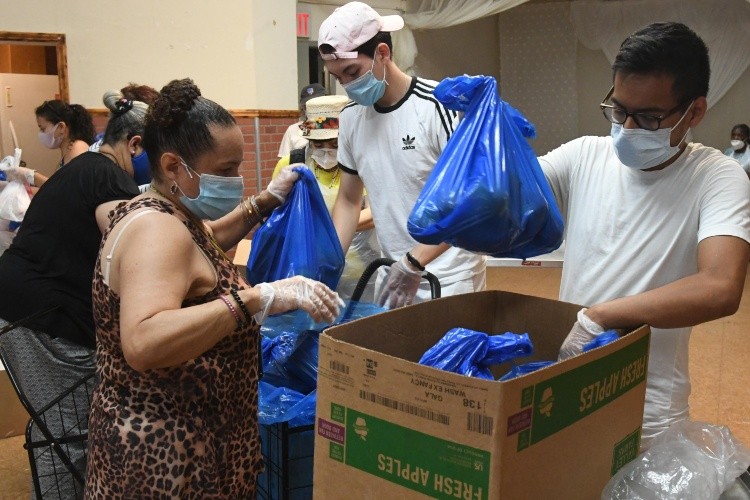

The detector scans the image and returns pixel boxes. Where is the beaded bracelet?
[219,295,243,328]
[230,287,254,325]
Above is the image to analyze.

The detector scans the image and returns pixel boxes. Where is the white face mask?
[38,123,62,149]
[310,148,338,170]
[731,139,746,151]
[611,101,694,170]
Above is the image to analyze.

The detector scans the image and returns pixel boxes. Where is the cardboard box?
[0,366,29,438]
[313,291,650,499]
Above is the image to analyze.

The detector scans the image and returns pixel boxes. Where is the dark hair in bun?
[144,78,235,179]
[101,90,149,147]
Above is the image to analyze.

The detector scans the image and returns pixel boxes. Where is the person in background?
[543,22,750,450]
[273,94,380,301]
[85,78,341,498]
[723,123,750,177]
[277,83,327,158]
[0,100,95,189]
[90,83,159,153]
[0,89,147,499]
[318,1,486,309]
[35,100,97,186]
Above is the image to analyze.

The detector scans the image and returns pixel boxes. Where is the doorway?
[0,32,68,176]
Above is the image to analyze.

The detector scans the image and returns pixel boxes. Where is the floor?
[0,267,748,499]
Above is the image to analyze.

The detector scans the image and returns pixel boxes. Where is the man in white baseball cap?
[318,2,486,309]
[318,1,404,61]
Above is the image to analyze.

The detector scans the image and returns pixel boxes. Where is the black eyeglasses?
[599,86,691,131]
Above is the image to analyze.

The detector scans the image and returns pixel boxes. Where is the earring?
[170,183,178,195]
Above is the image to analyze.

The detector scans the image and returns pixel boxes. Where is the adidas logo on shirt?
[402,135,416,150]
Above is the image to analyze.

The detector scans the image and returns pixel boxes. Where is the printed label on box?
[528,334,649,446]
[321,405,491,500]
[611,428,641,475]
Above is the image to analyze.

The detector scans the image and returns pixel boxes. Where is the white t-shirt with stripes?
[337,77,486,294]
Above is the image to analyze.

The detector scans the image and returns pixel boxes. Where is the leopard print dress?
[85,198,263,499]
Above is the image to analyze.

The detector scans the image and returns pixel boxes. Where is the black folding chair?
[0,307,95,499]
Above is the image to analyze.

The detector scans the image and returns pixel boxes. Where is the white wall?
[412,16,501,82]
[0,0,298,109]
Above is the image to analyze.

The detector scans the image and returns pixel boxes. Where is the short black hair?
[319,31,393,59]
[613,22,710,105]
[732,124,749,137]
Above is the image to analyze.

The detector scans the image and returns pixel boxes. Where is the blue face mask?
[131,150,152,185]
[611,101,694,170]
[343,58,387,106]
[177,159,244,220]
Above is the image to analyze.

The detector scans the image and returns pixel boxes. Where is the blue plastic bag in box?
[419,327,534,380]
[407,75,564,259]
[247,166,345,290]
[499,361,554,381]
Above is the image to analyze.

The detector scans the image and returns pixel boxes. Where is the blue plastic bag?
[258,381,317,426]
[499,361,554,381]
[407,75,564,259]
[582,330,620,352]
[258,301,387,424]
[247,166,345,289]
[419,327,534,380]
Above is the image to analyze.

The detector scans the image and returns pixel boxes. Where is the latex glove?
[2,166,35,185]
[0,156,14,170]
[376,254,422,310]
[558,308,606,361]
[266,166,302,203]
[253,275,344,325]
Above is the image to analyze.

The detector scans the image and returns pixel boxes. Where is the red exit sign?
[297,12,310,38]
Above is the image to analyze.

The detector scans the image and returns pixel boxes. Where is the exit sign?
[297,12,310,38]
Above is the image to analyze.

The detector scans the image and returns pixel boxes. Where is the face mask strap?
[179,157,198,179]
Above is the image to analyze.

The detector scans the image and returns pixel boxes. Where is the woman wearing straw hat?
[273,94,380,301]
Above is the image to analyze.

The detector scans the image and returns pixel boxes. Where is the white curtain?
[395,0,531,74]
[570,0,750,108]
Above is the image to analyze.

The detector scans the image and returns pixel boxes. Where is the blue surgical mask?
[177,159,244,220]
[611,102,694,170]
[131,150,152,185]
[343,58,387,106]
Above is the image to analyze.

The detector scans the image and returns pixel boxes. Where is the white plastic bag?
[602,420,750,500]
[0,180,31,222]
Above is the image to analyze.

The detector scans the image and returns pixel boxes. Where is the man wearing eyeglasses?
[540,22,750,449]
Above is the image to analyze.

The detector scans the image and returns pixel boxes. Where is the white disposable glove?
[376,254,423,310]
[0,156,14,170]
[266,166,302,203]
[558,308,606,361]
[3,166,35,185]
[253,275,344,325]
[0,157,35,185]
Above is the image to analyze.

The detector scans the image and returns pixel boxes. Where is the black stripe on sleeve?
[413,81,456,139]
[339,163,359,175]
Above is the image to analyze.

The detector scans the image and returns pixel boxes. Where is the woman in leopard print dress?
[85,79,342,499]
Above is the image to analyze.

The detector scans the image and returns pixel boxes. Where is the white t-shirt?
[723,146,750,177]
[540,137,750,446]
[278,121,308,158]
[337,77,486,297]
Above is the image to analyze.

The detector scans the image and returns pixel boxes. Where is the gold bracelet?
[240,197,255,226]
[250,195,265,221]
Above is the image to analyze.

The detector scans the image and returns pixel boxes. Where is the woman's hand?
[253,276,343,324]
[266,166,302,203]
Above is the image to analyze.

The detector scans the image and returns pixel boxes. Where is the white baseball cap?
[318,2,404,61]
